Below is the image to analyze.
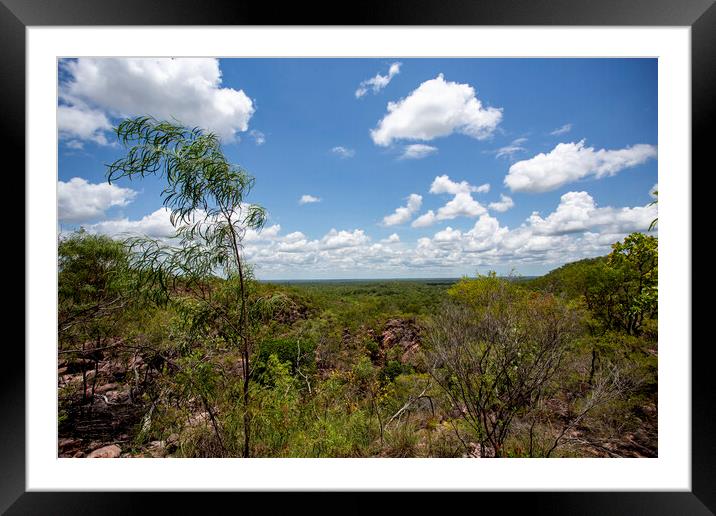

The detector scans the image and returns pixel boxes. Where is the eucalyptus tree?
[106,116,266,457]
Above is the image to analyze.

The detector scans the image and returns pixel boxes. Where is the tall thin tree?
[106,116,266,457]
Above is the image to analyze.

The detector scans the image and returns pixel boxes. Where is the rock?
[95,382,120,394]
[58,437,80,450]
[105,389,129,403]
[58,437,83,457]
[379,318,422,364]
[57,367,68,376]
[87,444,121,458]
[461,442,495,458]
[147,440,167,458]
[166,433,180,452]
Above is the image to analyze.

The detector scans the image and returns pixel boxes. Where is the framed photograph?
[7,0,711,513]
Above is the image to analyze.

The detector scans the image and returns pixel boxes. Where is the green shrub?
[380,360,412,384]
[255,338,316,383]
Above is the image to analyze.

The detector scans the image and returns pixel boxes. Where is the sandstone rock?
[147,440,167,458]
[87,444,121,458]
[95,382,120,394]
[58,437,80,450]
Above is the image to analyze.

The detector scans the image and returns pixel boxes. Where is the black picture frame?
[4,0,711,513]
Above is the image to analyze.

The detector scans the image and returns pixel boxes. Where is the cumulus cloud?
[436,192,487,220]
[411,193,487,228]
[299,194,321,205]
[527,191,657,236]
[57,105,112,145]
[411,210,437,228]
[406,192,655,273]
[331,146,356,158]
[464,214,510,252]
[505,140,657,193]
[550,123,572,136]
[382,194,423,226]
[320,229,370,250]
[80,189,656,278]
[410,176,490,228]
[370,74,502,146]
[84,207,177,239]
[400,144,438,160]
[245,224,281,242]
[355,62,401,98]
[433,226,462,246]
[488,194,514,213]
[58,58,255,144]
[429,175,489,195]
[58,177,137,223]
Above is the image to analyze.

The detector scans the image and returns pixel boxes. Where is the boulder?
[87,444,121,458]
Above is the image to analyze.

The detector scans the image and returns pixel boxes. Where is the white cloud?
[65,140,85,150]
[59,58,255,143]
[382,194,423,226]
[400,144,438,160]
[429,175,489,195]
[245,224,281,242]
[464,214,509,252]
[436,192,487,221]
[58,177,137,223]
[331,146,356,158]
[355,62,401,98]
[84,207,177,239]
[495,137,528,159]
[527,191,657,236]
[433,226,462,245]
[505,140,657,193]
[488,194,514,213]
[370,74,503,146]
[550,123,572,136]
[299,194,321,205]
[57,105,112,145]
[276,231,313,253]
[411,176,490,228]
[411,210,437,228]
[320,229,370,250]
[249,130,266,145]
[80,189,656,279]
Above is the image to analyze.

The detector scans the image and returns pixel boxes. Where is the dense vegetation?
[58,118,657,458]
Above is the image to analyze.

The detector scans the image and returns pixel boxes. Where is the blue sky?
[58,58,657,279]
